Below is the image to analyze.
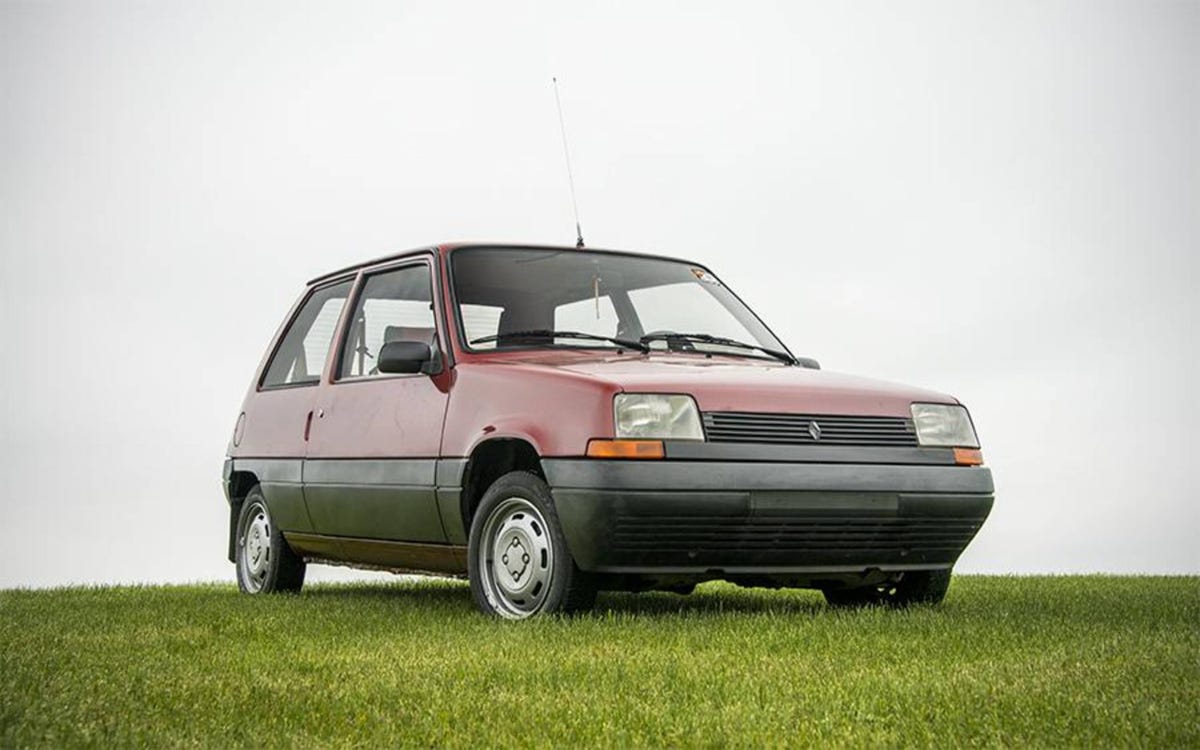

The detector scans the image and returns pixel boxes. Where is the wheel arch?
[225,469,260,562]
[459,437,545,534]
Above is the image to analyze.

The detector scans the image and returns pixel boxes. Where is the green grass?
[1,576,1197,748]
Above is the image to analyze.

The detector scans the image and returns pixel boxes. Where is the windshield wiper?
[471,329,650,353]
[639,332,798,365]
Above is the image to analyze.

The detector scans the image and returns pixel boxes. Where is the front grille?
[702,412,918,447]
[611,515,984,554]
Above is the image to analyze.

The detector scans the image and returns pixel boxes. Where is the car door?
[235,278,355,534]
[303,258,450,543]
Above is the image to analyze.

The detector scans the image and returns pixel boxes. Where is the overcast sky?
[1,0,1196,588]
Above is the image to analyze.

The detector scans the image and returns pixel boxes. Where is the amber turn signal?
[953,448,984,466]
[586,439,666,459]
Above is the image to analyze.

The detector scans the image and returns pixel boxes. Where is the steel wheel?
[233,486,305,594]
[238,501,273,593]
[467,471,596,618]
[477,496,555,618]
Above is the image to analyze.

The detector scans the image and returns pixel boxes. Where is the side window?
[554,295,619,338]
[261,279,354,388]
[339,264,437,379]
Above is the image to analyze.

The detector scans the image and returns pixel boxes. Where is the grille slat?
[703,411,918,447]
[610,515,983,554]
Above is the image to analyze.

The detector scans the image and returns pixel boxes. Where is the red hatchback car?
[224,244,993,618]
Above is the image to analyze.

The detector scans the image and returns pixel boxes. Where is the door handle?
[304,410,314,442]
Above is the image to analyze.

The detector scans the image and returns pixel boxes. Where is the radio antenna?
[552,77,585,248]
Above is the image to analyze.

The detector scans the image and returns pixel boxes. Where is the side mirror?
[378,340,434,375]
[795,357,821,370]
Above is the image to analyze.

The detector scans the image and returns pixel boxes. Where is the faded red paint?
[230,243,960,460]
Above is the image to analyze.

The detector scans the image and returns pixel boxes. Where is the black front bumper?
[543,459,994,575]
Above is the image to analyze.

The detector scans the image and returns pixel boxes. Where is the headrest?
[498,306,552,336]
[383,326,436,346]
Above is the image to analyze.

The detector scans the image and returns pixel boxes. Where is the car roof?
[306,242,707,286]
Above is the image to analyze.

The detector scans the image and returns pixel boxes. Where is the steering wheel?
[643,330,695,352]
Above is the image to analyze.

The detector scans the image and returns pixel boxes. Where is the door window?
[261,279,354,388]
[339,264,438,379]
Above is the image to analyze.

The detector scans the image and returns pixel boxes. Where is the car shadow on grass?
[302,578,830,617]
[597,588,827,617]
[302,579,472,605]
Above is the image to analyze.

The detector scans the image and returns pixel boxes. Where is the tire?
[235,486,306,594]
[823,569,952,608]
[468,471,596,618]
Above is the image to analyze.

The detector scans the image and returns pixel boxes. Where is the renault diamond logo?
[808,420,822,441]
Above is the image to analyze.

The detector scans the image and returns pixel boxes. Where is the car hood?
[485,351,957,417]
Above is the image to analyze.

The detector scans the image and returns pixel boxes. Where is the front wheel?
[235,487,306,594]
[468,471,596,618]
[823,569,952,608]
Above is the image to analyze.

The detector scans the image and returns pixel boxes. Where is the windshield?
[450,248,789,359]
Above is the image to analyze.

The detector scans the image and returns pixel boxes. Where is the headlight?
[910,403,979,448]
[614,394,704,441]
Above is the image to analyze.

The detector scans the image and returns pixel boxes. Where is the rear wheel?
[823,569,952,608]
[468,471,596,618]
[235,487,305,594]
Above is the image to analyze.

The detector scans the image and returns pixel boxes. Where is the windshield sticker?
[691,268,721,286]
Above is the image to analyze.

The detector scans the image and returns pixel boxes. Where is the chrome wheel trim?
[239,503,271,593]
[478,497,555,619]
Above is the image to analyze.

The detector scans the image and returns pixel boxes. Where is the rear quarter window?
[261,279,353,388]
